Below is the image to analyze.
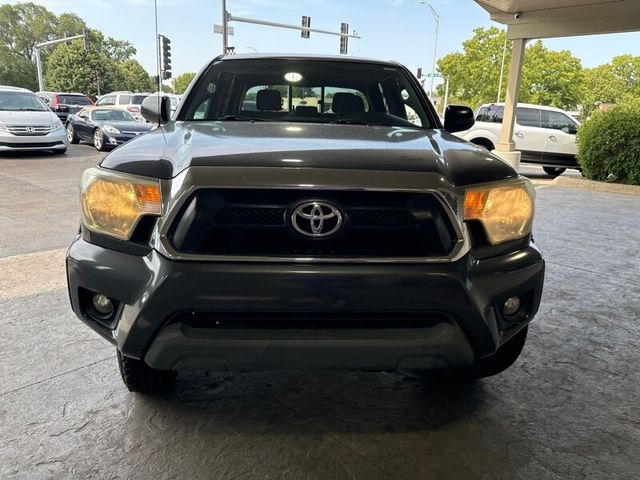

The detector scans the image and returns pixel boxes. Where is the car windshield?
[0,91,49,111]
[58,95,93,105]
[91,109,135,121]
[179,59,433,128]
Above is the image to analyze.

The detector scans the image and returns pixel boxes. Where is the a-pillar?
[492,37,527,170]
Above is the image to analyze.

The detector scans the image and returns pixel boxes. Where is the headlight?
[0,122,8,132]
[464,180,535,245]
[50,121,63,132]
[80,168,162,240]
[103,124,120,134]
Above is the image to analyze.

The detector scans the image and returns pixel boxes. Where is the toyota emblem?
[291,201,343,238]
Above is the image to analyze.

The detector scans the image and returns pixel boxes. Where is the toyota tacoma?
[66,54,545,393]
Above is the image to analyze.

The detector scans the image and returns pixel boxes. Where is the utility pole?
[222,0,229,54]
[34,28,89,91]
[419,1,440,100]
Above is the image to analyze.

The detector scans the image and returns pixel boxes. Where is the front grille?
[172,311,451,330]
[167,189,458,258]
[0,141,63,148]
[6,125,51,136]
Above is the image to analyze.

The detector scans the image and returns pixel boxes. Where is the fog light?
[502,296,522,316]
[92,294,114,316]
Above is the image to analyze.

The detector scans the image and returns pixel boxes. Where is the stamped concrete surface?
[1,148,639,479]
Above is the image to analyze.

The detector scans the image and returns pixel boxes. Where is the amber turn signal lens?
[464,181,535,245]
[80,168,161,240]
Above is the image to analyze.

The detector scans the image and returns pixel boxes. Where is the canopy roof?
[475,0,640,39]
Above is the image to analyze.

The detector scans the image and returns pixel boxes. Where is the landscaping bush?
[577,97,640,185]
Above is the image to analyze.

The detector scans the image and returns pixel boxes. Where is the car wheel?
[66,124,79,144]
[448,326,528,379]
[543,167,566,177]
[93,129,107,151]
[117,351,177,393]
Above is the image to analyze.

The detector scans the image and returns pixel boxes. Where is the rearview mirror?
[141,96,171,124]
[444,105,475,133]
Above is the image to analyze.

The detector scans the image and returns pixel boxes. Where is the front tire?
[543,166,566,177]
[66,124,79,144]
[117,351,177,393]
[450,326,528,379]
[93,128,107,151]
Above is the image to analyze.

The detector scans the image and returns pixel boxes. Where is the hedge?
[577,97,640,185]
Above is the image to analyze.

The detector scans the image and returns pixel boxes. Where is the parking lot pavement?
[1,150,639,479]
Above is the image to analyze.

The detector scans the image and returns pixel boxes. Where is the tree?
[581,55,640,116]
[173,72,196,94]
[519,41,583,109]
[104,38,136,63]
[0,47,37,90]
[44,39,117,97]
[118,59,153,92]
[0,2,57,62]
[437,27,584,110]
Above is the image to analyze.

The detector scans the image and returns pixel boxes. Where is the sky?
[13,0,640,87]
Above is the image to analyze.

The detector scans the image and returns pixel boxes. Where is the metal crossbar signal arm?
[218,0,360,54]
[34,27,90,91]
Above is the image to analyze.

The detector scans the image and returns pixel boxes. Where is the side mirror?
[141,96,171,124]
[444,105,475,133]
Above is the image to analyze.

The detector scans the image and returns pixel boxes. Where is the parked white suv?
[456,103,580,176]
[95,91,150,122]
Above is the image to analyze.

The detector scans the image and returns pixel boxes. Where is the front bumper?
[0,128,68,152]
[104,132,147,147]
[66,236,545,372]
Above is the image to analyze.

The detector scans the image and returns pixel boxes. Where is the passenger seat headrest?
[256,89,282,111]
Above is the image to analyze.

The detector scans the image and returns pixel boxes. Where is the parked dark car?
[65,106,154,151]
[66,54,544,393]
[36,91,94,122]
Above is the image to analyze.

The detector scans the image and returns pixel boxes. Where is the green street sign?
[426,72,441,78]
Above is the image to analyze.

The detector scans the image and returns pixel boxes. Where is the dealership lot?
[1,145,639,479]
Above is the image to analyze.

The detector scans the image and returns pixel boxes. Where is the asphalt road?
[1,144,639,479]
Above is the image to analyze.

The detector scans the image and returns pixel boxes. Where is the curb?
[552,176,640,197]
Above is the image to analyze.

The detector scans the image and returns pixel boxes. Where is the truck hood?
[100,121,516,186]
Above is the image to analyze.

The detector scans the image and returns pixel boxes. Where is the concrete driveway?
[1,146,639,479]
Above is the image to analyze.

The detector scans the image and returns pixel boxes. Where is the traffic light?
[83,27,90,51]
[339,23,348,55]
[417,67,422,79]
[161,36,172,79]
[301,16,311,38]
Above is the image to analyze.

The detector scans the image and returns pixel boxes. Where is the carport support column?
[493,37,527,170]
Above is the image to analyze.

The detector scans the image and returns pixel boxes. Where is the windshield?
[91,109,135,122]
[179,59,433,128]
[58,95,93,105]
[0,91,49,112]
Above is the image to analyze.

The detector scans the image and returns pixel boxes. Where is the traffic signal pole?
[218,2,360,55]
[34,29,89,91]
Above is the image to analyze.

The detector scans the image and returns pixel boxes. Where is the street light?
[419,0,440,101]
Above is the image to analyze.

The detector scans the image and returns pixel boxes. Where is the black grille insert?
[167,189,458,258]
[172,311,451,330]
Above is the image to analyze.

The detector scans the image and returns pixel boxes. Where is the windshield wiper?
[16,108,45,112]
[215,115,265,122]
[330,119,371,125]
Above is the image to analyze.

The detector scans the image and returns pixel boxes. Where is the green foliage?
[0,2,148,94]
[118,59,153,92]
[437,28,583,110]
[173,72,196,94]
[577,97,640,185]
[0,46,37,90]
[520,41,583,109]
[581,55,640,116]
[437,27,508,109]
